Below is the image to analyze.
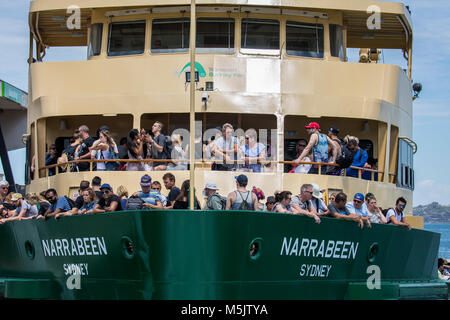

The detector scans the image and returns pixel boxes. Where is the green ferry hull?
[0,210,446,300]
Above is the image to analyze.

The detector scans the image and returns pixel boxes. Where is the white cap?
[204,182,219,190]
[311,183,323,199]
[0,180,9,187]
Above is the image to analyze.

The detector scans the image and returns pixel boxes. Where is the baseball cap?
[235,174,248,186]
[266,196,275,204]
[11,193,22,201]
[354,193,364,202]
[0,180,8,187]
[204,182,219,190]
[100,183,112,191]
[140,174,152,187]
[365,192,375,200]
[328,126,339,135]
[305,122,320,130]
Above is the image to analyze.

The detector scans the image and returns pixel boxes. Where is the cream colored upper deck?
[25,0,418,220]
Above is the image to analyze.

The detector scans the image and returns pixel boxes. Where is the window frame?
[107,20,147,57]
[88,23,103,57]
[285,20,325,59]
[240,18,281,55]
[150,18,191,54]
[195,17,235,54]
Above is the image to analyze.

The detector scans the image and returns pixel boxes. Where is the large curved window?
[286,21,323,58]
[241,19,280,54]
[151,18,190,53]
[197,18,234,53]
[108,21,146,56]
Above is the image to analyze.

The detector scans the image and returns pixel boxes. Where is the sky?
[0,0,449,206]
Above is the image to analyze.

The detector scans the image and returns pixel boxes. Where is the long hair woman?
[272,191,293,213]
[167,134,187,171]
[93,130,119,171]
[126,129,145,171]
[173,180,201,210]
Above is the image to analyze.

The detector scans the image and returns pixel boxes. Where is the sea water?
[423,223,450,259]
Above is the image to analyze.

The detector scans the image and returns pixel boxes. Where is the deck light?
[412,83,422,100]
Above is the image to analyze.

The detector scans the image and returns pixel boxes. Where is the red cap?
[305,122,320,130]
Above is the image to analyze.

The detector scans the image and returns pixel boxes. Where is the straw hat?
[57,153,69,171]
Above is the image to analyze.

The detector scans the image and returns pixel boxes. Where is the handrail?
[38,158,393,183]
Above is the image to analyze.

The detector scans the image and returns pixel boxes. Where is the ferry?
[0,0,447,299]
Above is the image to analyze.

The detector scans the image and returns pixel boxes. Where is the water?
[424,223,450,259]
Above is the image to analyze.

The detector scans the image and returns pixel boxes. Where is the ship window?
[151,18,190,53]
[397,138,415,190]
[196,18,234,53]
[330,24,344,60]
[241,19,280,52]
[88,23,103,57]
[108,21,146,56]
[286,21,324,58]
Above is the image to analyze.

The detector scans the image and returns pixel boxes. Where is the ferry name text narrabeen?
[42,237,107,257]
[280,237,359,259]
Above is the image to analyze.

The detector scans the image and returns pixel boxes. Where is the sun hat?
[11,193,23,201]
[311,183,323,199]
[252,186,265,200]
[204,182,219,190]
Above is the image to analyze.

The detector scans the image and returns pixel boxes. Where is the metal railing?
[38,158,395,183]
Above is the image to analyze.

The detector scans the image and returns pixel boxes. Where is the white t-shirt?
[386,208,403,223]
[294,156,312,173]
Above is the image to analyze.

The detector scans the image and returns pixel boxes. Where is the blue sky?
[0,0,448,205]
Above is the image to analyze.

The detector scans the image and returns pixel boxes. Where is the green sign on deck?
[0,80,27,107]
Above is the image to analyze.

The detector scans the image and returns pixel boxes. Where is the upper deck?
[25,0,418,213]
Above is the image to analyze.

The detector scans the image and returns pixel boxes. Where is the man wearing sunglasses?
[41,188,72,219]
[290,184,321,224]
[93,184,122,213]
[345,193,371,228]
[385,197,411,230]
[0,180,9,204]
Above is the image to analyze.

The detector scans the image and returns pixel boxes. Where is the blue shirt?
[346,148,368,178]
[49,196,72,213]
[345,202,369,217]
[138,190,162,206]
[80,201,97,212]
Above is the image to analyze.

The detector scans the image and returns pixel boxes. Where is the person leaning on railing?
[344,135,368,178]
[294,122,337,174]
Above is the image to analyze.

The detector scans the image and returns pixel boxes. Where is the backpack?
[64,196,76,209]
[237,191,252,211]
[208,194,227,210]
[163,135,173,160]
[103,146,120,171]
[126,196,144,210]
[336,141,354,169]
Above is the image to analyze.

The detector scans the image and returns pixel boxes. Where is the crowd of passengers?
[0,174,411,230]
[39,121,378,179]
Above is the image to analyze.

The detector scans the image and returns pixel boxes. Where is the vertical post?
[0,123,17,192]
[189,0,196,210]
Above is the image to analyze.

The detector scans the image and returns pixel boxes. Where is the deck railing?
[38,158,395,183]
